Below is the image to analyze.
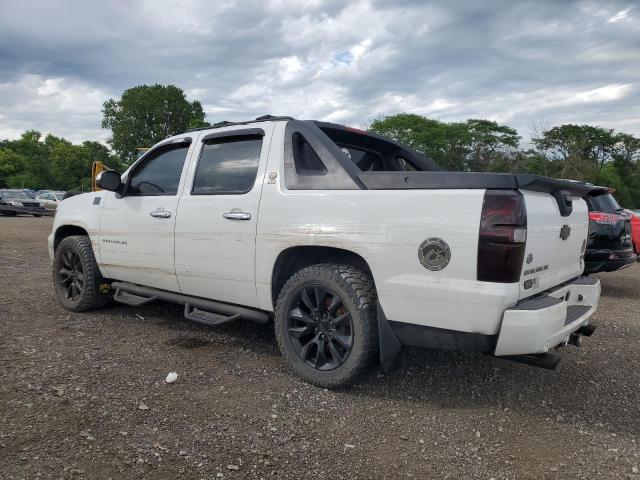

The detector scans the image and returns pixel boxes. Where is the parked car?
[0,190,45,216]
[36,191,66,210]
[626,209,640,256]
[21,189,37,198]
[49,115,603,387]
[584,190,637,273]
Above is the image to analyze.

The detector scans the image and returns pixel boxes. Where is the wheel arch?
[270,245,374,308]
[53,224,89,252]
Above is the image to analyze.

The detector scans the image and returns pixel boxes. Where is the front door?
[99,139,193,292]
[174,126,273,308]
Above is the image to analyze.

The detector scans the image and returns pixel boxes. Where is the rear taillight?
[588,211,615,224]
[478,190,527,283]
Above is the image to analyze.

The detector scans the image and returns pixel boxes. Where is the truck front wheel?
[274,264,379,388]
[53,235,110,312]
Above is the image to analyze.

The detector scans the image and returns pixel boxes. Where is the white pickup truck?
[49,115,604,387]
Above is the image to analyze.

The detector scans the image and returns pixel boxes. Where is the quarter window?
[192,137,262,195]
[127,143,190,196]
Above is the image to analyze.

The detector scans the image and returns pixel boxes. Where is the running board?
[110,281,269,325]
[184,303,241,327]
[114,288,157,306]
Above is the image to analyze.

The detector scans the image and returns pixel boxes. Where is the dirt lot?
[1,216,639,479]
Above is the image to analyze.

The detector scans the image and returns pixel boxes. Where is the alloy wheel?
[286,284,354,371]
[58,249,84,301]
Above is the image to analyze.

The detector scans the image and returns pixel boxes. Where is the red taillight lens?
[588,211,615,224]
[478,190,527,283]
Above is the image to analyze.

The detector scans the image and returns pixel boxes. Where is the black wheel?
[274,264,378,388]
[53,235,110,311]
[33,214,42,217]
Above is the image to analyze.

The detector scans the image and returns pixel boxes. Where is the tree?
[0,131,52,189]
[531,124,617,180]
[102,84,206,164]
[0,147,28,187]
[49,141,92,191]
[464,119,520,171]
[369,113,520,171]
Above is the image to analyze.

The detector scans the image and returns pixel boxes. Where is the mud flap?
[377,303,403,372]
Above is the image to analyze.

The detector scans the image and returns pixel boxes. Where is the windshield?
[587,193,622,213]
[2,191,29,199]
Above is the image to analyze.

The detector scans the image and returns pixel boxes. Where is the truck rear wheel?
[274,264,378,388]
[53,235,110,311]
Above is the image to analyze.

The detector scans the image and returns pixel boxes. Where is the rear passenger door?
[174,126,273,308]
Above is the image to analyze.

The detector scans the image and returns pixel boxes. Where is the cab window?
[192,136,262,195]
[127,143,190,196]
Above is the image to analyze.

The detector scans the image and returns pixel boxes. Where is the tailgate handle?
[552,189,573,217]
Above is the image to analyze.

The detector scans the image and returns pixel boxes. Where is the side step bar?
[114,287,157,307]
[184,304,241,327]
[110,281,270,326]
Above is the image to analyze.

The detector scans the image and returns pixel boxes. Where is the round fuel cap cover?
[418,238,451,271]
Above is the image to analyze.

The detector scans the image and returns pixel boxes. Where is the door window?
[192,136,262,195]
[127,143,190,196]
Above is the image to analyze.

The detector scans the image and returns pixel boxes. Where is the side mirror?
[96,170,123,192]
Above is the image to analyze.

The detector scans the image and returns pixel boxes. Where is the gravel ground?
[1,216,639,479]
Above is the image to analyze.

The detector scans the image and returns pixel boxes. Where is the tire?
[33,214,42,217]
[274,264,379,388]
[53,235,111,311]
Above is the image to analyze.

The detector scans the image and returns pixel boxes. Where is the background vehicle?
[0,190,45,217]
[21,189,37,199]
[584,191,637,273]
[36,191,66,210]
[626,209,640,256]
[49,116,603,387]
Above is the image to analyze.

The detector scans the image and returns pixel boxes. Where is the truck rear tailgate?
[518,191,588,299]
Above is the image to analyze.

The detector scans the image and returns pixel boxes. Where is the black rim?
[286,284,353,371]
[58,249,84,301]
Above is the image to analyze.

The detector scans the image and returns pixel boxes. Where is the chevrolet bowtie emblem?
[560,224,571,240]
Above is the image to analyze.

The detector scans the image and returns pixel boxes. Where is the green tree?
[49,140,92,191]
[464,119,520,171]
[1,131,52,188]
[102,84,206,164]
[0,147,28,187]
[531,124,618,180]
[369,114,520,171]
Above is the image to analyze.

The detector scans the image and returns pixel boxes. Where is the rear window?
[319,125,421,172]
[587,194,622,213]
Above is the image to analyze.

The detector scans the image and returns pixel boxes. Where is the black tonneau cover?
[357,171,609,198]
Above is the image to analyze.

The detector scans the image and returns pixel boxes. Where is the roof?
[185,114,294,133]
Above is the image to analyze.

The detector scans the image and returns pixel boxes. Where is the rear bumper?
[584,249,637,273]
[494,276,600,356]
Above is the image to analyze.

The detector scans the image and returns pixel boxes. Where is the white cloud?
[0,75,110,143]
[0,0,639,144]
[608,7,631,23]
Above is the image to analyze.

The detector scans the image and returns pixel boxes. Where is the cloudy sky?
[0,0,638,144]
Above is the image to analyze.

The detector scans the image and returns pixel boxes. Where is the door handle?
[150,209,171,218]
[223,211,251,221]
